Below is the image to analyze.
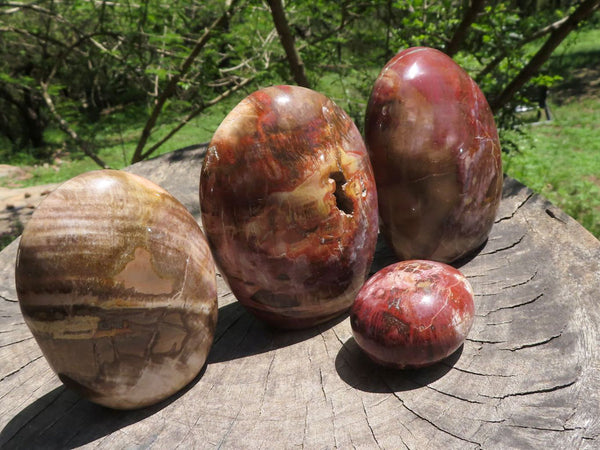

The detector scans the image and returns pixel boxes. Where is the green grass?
[504,97,600,236]
[2,25,600,240]
[503,25,600,238]
[0,98,237,188]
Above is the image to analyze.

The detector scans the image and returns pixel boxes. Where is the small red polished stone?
[350,260,475,369]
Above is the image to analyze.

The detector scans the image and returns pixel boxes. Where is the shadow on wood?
[208,300,348,364]
[0,363,208,449]
[335,336,462,393]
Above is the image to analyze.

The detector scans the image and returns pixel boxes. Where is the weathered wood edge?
[0,147,599,449]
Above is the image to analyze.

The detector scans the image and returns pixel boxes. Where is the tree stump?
[1,146,599,448]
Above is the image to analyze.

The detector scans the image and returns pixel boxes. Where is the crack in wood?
[258,352,276,417]
[495,192,534,223]
[319,332,333,359]
[211,311,252,348]
[464,261,512,279]
[447,365,516,378]
[466,337,507,345]
[0,335,34,349]
[485,319,513,326]
[41,395,85,441]
[476,417,506,425]
[477,293,544,317]
[1,385,67,445]
[473,271,539,297]
[392,393,482,447]
[0,293,18,303]
[0,354,43,382]
[330,396,339,449]
[216,409,241,449]
[502,331,563,351]
[501,270,539,290]
[480,380,577,400]
[479,233,526,256]
[425,384,485,405]
[318,368,328,403]
[301,402,309,448]
[362,398,381,447]
[508,423,584,433]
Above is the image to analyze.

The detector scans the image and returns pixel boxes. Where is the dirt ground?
[0,165,59,247]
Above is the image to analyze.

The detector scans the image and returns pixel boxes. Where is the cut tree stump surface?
[1,146,599,449]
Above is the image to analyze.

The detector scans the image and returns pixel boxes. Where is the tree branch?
[266,0,310,88]
[40,81,110,169]
[490,0,600,113]
[138,76,255,161]
[475,15,569,83]
[130,0,242,164]
[445,0,486,57]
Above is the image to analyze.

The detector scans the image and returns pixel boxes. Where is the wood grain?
[1,146,599,448]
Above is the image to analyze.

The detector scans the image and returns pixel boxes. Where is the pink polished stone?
[200,85,379,329]
[365,47,503,263]
[350,260,474,369]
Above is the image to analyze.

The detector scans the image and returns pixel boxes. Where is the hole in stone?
[329,171,354,215]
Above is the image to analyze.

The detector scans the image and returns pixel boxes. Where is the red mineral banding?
[365,47,503,263]
[200,85,379,329]
[350,260,475,369]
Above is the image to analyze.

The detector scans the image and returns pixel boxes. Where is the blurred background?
[1,0,598,248]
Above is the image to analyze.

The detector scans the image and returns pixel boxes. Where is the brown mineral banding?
[15,170,218,409]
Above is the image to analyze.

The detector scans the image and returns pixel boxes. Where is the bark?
[266,0,311,88]
[490,0,600,113]
[0,84,46,148]
[445,0,486,57]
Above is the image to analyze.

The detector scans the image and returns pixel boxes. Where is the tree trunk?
[490,0,600,113]
[40,81,110,169]
[20,91,46,149]
[2,150,600,448]
[266,0,311,88]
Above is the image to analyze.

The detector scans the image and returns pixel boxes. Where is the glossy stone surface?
[365,47,503,263]
[200,85,379,329]
[350,260,474,369]
[15,170,218,409]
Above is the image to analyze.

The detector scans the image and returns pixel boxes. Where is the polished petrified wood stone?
[200,86,379,329]
[1,147,599,448]
[350,260,474,369]
[365,47,503,263]
[14,170,218,410]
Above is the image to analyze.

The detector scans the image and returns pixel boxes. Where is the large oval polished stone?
[365,47,503,263]
[15,170,218,409]
[200,85,379,329]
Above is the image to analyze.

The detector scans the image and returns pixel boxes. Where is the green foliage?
[0,0,596,165]
[1,1,598,240]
